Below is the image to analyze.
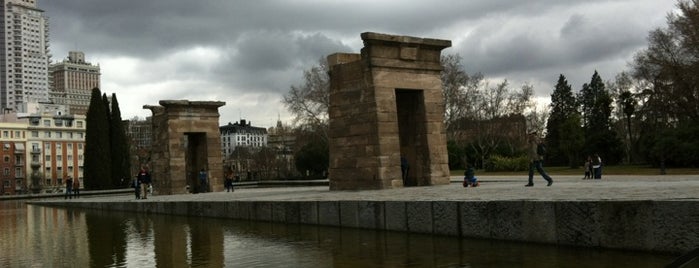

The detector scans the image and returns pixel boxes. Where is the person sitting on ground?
[463,164,479,187]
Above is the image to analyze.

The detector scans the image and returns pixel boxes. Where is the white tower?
[0,0,51,113]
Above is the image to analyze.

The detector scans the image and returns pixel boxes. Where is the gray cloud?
[42,0,677,126]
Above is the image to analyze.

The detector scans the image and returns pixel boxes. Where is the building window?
[43,120,50,126]
[3,143,9,151]
[56,155,62,161]
[3,131,8,138]
[76,121,83,128]
[45,155,50,161]
[3,168,8,176]
[3,156,8,163]
[15,168,22,177]
[45,179,51,185]
[31,131,38,137]
[45,131,51,138]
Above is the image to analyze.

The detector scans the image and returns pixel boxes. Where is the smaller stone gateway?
[327,32,452,190]
[144,100,225,195]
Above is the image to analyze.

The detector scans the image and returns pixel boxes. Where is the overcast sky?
[42,0,678,128]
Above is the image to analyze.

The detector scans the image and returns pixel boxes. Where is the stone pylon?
[144,100,225,195]
[327,32,451,190]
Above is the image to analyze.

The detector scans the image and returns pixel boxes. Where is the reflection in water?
[0,201,682,267]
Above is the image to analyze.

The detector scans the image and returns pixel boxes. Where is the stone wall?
[46,199,699,254]
[327,32,452,190]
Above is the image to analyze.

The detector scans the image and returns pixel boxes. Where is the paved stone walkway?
[60,175,699,203]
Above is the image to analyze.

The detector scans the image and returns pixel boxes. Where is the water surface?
[0,201,684,267]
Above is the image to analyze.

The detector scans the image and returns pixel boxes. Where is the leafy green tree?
[618,90,637,163]
[294,138,328,178]
[447,140,466,170]
[632,0,699,169]
[109,93,131,187]
[545,75,583,167]
[84,88,112,190]
[578,71,623,164]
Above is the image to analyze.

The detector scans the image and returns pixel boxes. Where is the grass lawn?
[450,165,699,176]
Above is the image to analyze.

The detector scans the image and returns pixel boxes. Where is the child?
[132,176,141,199]
[463,164,479,187]
[583,156,592,179]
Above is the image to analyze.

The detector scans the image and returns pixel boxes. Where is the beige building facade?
[0,103,85,194]
[49,51,101,115]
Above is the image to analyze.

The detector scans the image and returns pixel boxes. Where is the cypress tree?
[84,88,112,190]
[578,71,623,164]
[109,93,131,187]
[545,74,583,167]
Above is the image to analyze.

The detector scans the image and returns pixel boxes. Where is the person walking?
[64,176,73,199]
[525,131,553,187]
[72,177,80,198]
[137,166,152,199]
[224,167,235,192]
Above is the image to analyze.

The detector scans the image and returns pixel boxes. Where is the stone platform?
[31,175,699,254]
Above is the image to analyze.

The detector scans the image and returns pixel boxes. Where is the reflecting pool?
[0,201,683,267]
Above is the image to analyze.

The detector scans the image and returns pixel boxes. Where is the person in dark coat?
[525,131,553,187]
[137,166,152,199]
[64,176,73,199]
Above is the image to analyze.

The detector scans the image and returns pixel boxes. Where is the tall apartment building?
[49,51,100,115]
[0,0,51,113]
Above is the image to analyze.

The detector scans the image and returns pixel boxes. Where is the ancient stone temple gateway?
[327,32,452,190]
[144,100,225,195]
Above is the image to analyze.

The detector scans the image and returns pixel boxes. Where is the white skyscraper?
[0,0,50,113]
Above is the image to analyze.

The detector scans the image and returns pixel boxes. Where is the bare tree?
[441,54,484,141]
[282,58,329,141]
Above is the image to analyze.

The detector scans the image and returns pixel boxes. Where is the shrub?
[484,155,529,172]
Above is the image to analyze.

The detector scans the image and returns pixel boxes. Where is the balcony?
[30,161,41,169]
